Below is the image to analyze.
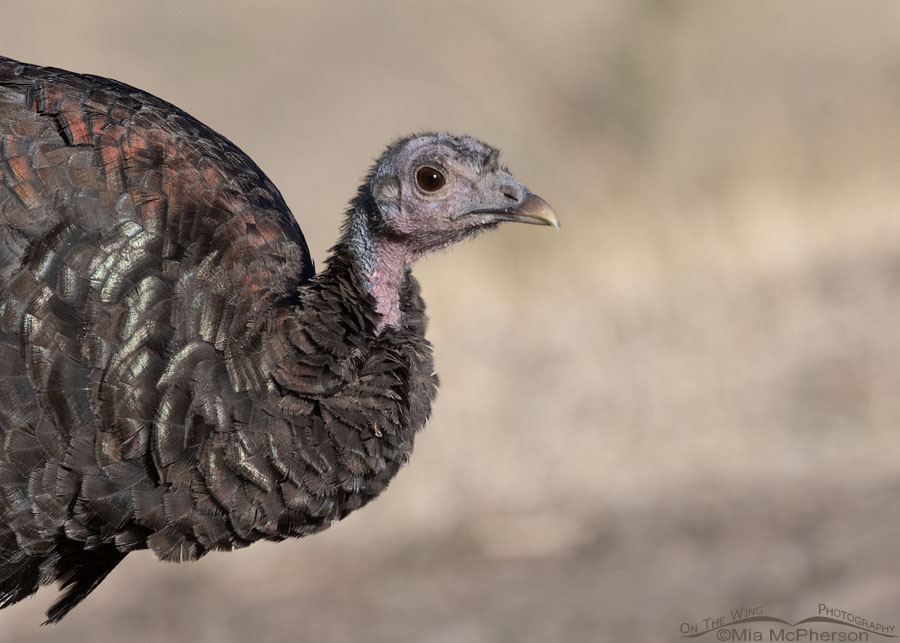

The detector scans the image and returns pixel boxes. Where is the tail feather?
[44,546,126,624]
[0,527,127,623]
[0,530,41,610]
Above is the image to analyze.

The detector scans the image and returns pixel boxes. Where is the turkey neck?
[254,214,430,402]
[364,237,410,332]
[336,208,413,333]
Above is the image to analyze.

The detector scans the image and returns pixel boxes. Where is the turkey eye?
[415,166,446,192]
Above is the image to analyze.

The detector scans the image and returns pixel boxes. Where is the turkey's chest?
[302,338,434,483]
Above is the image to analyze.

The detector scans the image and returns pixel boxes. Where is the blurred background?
[3,0,900,640]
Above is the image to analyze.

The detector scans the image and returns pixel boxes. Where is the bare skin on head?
[340,133,559,330]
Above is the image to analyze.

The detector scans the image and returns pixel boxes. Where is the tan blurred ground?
[3,1,900,641]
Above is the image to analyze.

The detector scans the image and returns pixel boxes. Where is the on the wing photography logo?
[680,604,896,641]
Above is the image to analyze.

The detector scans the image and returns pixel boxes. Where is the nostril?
[500,185,519,202]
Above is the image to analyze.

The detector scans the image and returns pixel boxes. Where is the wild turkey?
[0,56,558,623]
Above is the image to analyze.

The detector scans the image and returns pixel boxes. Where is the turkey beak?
[505,193,560,229]
[468,193,560,229]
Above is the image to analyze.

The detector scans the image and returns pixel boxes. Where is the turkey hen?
[0,56,558,623]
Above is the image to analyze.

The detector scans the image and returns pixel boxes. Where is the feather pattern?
[0,56,438,622]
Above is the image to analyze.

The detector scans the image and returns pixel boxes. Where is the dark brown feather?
[0,56,438,623]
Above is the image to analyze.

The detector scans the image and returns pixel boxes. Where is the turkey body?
[0,56,438,622]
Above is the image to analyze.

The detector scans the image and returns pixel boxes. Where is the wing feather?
[0,55,316,612]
